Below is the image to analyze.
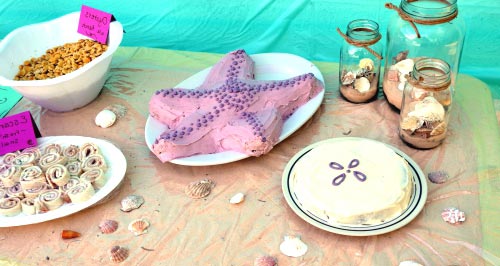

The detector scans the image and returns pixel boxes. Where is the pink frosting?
[149,49,324,162]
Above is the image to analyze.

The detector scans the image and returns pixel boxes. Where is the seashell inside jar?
[399,58,453,149]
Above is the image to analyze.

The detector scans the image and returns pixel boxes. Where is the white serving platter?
[145,52,325,166]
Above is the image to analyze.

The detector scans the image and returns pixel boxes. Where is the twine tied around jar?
[405,74,451,92]
[385,0,458,38]
[336,28,383,60]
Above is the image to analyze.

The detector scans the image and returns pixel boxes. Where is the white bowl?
[0,12,123,112]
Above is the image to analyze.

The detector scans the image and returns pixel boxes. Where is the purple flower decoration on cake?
[329,159,367,186]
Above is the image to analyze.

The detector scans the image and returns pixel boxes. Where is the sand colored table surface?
[2,47,500,265]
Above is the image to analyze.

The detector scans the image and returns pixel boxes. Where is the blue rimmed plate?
[282,137,427,236]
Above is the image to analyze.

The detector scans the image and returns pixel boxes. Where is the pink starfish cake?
[149,49,324,162]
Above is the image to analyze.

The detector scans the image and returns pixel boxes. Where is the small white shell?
[399,261,423,266]
[279,235,308,257]
[95,109,117,128]
[229,192,245,204]
[354,77,371,93]
[359,58,374,71]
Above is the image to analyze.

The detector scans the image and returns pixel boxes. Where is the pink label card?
[0,111,41,156]
[77,5,113,44]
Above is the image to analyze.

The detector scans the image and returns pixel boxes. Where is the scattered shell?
[341,71,356,85]
[428,171,449,184]
[229,192,245,204]
[99,219,119,234]
[441,207,466,224]
[128,218,150,236]
[95,109,117,128]
[185,179,215,199]
[279,235,308,257]
[254,255,278,266]
[354,77,371,93]
[109,245,129,263]
[359,58,374,71]
[399,261,423,266]
[61,230,81,239]
[120,195,145,212]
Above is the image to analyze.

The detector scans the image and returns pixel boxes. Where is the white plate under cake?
[145,51,325,166]
[282,137,427,236]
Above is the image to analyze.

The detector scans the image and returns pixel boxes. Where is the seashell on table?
[254,255,278,266]
[229,192,245,204]
[120,194,145,212]
[128,218,150,236]
[99,219,119,234]
[428,171,449,184]
[441,207,466,224]
[185,179,216,199]
[399,261,424,266]
[61,229,81,239]
[109,245,129,263]
[95,109,117,128]
[279,235,308,257]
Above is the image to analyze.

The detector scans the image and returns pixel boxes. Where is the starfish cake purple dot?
[149,49,324,162]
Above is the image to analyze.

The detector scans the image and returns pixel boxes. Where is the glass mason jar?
[399,58,452,149]
[383,0,465,110]
[338,19,383,103]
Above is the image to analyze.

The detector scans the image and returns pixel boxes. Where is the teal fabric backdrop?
[0,0,499,98]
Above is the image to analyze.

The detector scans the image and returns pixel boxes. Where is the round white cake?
[291,138,413,225]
